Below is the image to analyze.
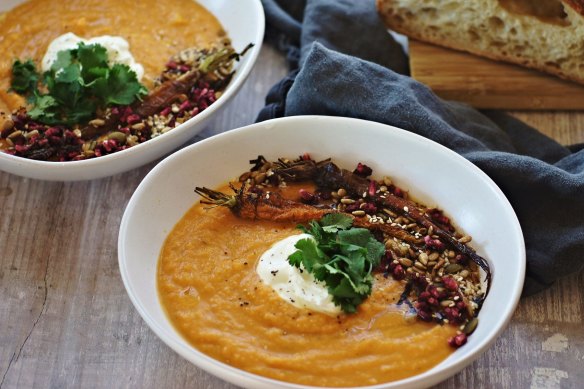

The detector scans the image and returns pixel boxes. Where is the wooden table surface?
[1,44,583,389]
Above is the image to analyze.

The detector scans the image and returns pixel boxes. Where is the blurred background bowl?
[0,0,264,181]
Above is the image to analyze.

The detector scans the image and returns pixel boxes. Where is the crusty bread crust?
[377,0,584,85]
[564,0,584,15]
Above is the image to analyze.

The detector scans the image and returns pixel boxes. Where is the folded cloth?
[258,0,584,295]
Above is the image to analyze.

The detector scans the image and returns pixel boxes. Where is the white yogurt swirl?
[256,233,341,315]
[41,32,144,80]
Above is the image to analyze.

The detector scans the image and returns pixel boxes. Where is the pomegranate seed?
[444,307,462,323]
[424,235,445,251]
[448,333,467,348]
[361,203,377,214]
[427,285,440,298]
[443,276,458,291]
[413,274,429,289]
[354,162,373,177]
[392,264,405,280]
[298,189,315,203]
[45,127,61,137]
[126,114,141,124]
[417,309,432,322]
[179,100,191,111]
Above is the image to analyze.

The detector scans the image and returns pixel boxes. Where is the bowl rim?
[0,0,265,180]
[118,115,526,389]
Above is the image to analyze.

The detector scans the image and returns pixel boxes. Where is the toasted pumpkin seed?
[2,119,14,131]
[7,130,23,139]
[414,261,427,271]
[463,318,479,334]
[108,132,127,144]
[445,264,463,274]
[458,235,472,243]
[24,130,39,139]
[89,118,105,127]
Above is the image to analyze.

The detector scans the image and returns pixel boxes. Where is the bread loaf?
[376,0,584,84]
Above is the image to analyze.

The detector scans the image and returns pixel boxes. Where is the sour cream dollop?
[256,233,341,315]
[41,32,144,80]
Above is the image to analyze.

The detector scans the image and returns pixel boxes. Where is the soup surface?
[158,184,458,387]
[0,0,225,113]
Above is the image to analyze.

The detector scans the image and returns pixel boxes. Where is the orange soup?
[0,0,225,113]
[158,184,458,387]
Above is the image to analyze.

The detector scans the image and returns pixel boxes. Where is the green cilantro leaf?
[9,42,148,126]
[10,60,39,95]
[28,95,58,122]
[62,99,97,125]
[338,228,372,248]
[345,252,365,279]
[84,67,109,85]
[321,213,353,233]
[287,214,385,314]
[288,238,325,273]
[51,50,73,72]
[304,220,324,242]
[94,64,147,105]
[366,239,386,268]
[77,43,108,81]
[54,63,81,83]
[330,279,363,314]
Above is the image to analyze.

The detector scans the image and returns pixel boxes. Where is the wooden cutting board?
[409,39,584,110]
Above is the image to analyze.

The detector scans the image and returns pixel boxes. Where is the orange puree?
[158,184,458,387]
[0,0,224,113]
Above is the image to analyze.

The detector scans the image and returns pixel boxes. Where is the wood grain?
[1,43,583,389]
[410,40,584,110]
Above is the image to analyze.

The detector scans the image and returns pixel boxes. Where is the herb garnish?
[10,43,147,125]
[288,214,386,313]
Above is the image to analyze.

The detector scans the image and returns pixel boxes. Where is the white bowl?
[0,0,264,181]
[118,116,526,389]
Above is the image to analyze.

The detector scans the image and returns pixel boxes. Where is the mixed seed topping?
[236,155,488,348]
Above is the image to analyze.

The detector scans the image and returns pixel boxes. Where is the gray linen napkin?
[257,0,584,295]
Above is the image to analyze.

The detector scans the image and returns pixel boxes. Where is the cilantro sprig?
[288,214,385,313]
[10,43,147,125]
